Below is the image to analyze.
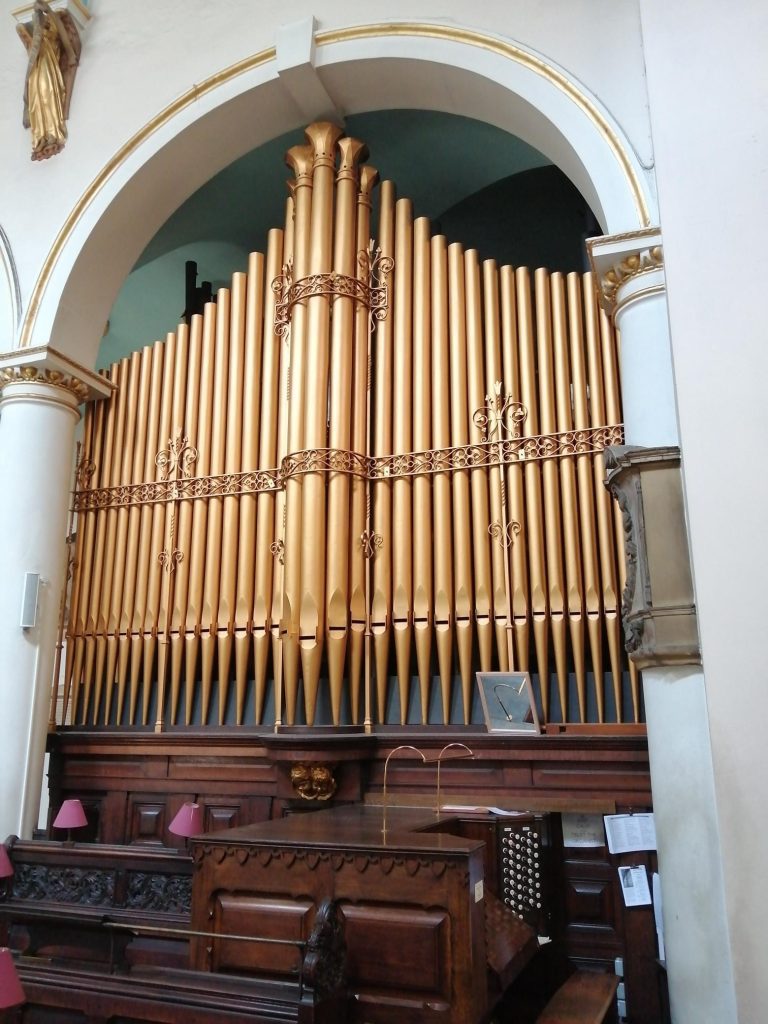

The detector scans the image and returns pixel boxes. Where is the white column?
[0,364,85,840]
[590,231,737,1024]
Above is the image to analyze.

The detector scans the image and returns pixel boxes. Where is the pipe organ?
[63,121,635,732]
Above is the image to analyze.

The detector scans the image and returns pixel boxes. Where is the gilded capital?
[587,228,664,318]
[0,364,88,402]
[0,345,114,402]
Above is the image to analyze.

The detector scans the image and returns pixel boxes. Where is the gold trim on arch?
[317,23,650,228]
[19,45,276,347]
[20,21,650,348]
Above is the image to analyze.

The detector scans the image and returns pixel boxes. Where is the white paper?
[653,872,666,961]
[562,812,605,848]
[619,865,652,907]
[604,812,656,854]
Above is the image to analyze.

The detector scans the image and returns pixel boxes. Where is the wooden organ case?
[26,120,663,1023]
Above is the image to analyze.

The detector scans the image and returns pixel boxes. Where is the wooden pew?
[0,838,347,1024]
[536,971,620,1024]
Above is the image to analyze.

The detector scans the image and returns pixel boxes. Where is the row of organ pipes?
[62,122,637,732]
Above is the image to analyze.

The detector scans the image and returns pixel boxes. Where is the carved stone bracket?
[604,445,700,668]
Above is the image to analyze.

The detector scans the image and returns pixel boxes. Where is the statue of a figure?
[18,0,80,161]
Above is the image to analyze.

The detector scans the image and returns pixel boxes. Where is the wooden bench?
[536,971,620,1024]
[1,837,348,1023]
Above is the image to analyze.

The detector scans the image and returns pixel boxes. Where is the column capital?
[587,227,664,318]
[0,345,114,404]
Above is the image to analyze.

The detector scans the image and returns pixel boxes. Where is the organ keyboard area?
[498,814,551,934]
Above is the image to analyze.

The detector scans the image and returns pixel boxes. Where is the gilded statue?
[18,1,80,161]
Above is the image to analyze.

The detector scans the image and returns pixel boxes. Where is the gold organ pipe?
[500,266,530,674]
[448,242,473,723]
[91,359,127,723]
[567,274,604,721]
[155,323,190,729]
[534,269,567,720]
[79,380,113,723]
[129,342,164,724]
[481,260,513,672]
[169,314,202,724]
[235,253,265,724]
[148,332,177,730]
[465,249,494,674]
[516,268,549,719]
[325,136,368,724]
[412,216,433,724]
[217,272,247,724]
[392,198,415,724]
[119,347,153,723]
[583,272,620,722]
[106,349,142,724]
[600,305,637,721]
[200,291,231,724]
[431,235,454,723]
[372,180,396,722]
[270,205,294,727]
[184,303,217,725]
[255,228,285,724]
[300,122,343,725]
[348,162,377,725]
[551,273,587,722]
[282,143,315,725]
[67,397,104,722]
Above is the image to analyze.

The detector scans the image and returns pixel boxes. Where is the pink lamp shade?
[52,798,88,831]
[0,947,25,1009]
[0,845,13,879]
[168,802,203,839]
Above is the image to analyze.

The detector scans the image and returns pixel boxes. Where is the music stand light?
[52,798,88,843]
[0,947,25,1010]
[168,802,203,844]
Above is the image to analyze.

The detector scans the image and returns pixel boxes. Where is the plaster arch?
[0,225,21,349]
[20,22,656,370]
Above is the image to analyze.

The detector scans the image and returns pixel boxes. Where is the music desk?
[190,805,537,1024]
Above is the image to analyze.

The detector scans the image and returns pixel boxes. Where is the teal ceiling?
[100,110,569,368]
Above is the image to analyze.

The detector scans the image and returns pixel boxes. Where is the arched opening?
[22,24,653,369]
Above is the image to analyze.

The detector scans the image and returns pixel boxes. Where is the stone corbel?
[604,445,700,669]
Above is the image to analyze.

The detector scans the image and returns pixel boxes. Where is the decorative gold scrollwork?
[473,381,527,443]
[272,242,394,339]
[489,520,522,549]
[360,530,383,559]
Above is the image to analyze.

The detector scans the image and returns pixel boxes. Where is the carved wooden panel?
[212,894,313,976]
[341,903,449,997]
[128,798,167,847]
[561,858,622,954]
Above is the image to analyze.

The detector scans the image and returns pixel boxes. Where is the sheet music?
[603,812,656,854]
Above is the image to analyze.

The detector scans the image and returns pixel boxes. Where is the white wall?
[640,2,768,1020]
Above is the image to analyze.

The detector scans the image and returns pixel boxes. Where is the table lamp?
[168,802,203,846]
[52,798,88,843]
[0,947,25,1012]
